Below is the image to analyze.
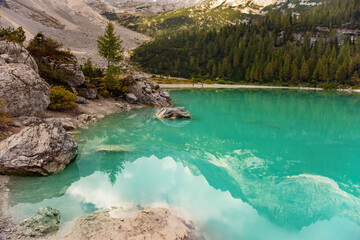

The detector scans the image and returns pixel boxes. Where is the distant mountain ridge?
[101,0,327,36]
[99,0,324,14]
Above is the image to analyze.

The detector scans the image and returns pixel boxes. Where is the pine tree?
[97,22,124,68]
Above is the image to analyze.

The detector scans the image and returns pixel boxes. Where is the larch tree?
[97,22,124,68]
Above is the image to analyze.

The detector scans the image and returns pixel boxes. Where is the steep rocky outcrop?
[65,207,192,240]
[156,107,192,119]
[0,123,78,176]
[0,40,38,72]
[0,63,50,117]
[42,56,85,87]
[19,207,61,237]
[127,75,173,107]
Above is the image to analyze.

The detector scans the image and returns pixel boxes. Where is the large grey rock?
[76,96,87,104]
[44,117,76,131]
[43,56,85,87]
[75,114,97,128]
[156,107,192,119]
[0,64,50,117]
[0,123,78,176]
[77,87,97,99]
[0,40,38,72]
[19,207,61,237]
[18,116,43,126]
[127,76,173,107]
[125,93,138,104]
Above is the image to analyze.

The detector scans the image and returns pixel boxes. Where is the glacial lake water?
[7,89,360,240]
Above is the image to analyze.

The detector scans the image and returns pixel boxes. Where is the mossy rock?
[19,207,61,237]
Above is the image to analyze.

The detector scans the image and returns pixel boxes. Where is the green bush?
[99,71,135,97]
[81,59,104,78]
[0,27,26,44]
[217,79,226,84]
[319,83,338,90]
[48,86,76,110]
[27,33,72,60]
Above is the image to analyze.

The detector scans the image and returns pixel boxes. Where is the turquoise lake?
[7,89,360,239]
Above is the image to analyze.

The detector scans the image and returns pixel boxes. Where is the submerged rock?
[0,64,50,117]
[156,107,192,119]
[75,114,97,128]
[0,123,78,176]
[66,207,191,240]
[96,145,136,152]
[19,207,61,237]
[127,75,173,107]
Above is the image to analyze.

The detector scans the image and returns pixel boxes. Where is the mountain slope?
[104,0,326,36]
[0,0,149,66]
[132,0,360,86]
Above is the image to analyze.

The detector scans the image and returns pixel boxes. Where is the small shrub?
[27,33,72,60]
[0,99,10,128]
[37,62,71,86]
[81,59,104,78]
[226,81,235,85]
[0,26,26,44]
[205,79,214,84]
[217,79,226,84]
[319,83,337,90]
[48,86,76,110]
[121,86,129,93]
[83,82,96,89]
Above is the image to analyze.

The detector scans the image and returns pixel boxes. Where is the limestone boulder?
[127,75,173,107]
[0,64,50,117]
[19,207,61,237]
[0,123,78,176]
[125,93,138,104]
[43,117,77,131]
[66,207,193,240]
[76,96,87,104]
[156,107,192,119]
[77,87,97,99]
[43,56,85,87]
[0,40,38,72]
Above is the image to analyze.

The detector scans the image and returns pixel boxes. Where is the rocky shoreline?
[0,97,140,240]
[0,39,182,239]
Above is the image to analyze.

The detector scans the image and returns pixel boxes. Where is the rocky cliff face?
[41,55,85,88]
[0,63,50,117]
[126,75,173,107]
[0,41,50,117]
[0,40,38,72]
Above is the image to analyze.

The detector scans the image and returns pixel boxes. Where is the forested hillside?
[104,0,326,37]
[132,0,360,87]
